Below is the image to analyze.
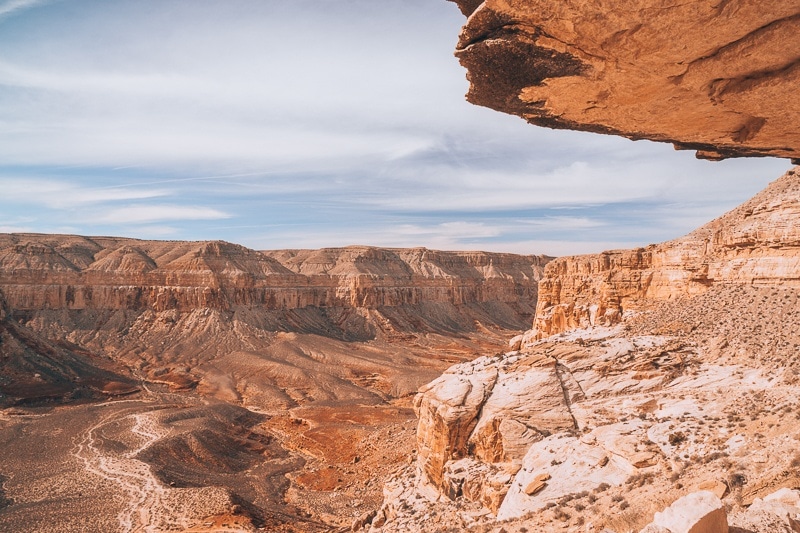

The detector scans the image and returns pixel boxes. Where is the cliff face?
[0,235,549,407]
[532,167,800,338]
[449,0,800,161]
[0,236,546,318]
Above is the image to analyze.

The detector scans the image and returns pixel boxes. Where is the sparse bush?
[554,508,571,522]
[791,453,800,469]
[594,483,611,493]
[668,431,686,445]
[728,472,747,488]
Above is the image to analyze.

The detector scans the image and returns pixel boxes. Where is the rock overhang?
[448,0,800,162]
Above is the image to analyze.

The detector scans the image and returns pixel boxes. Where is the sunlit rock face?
[448,0,800,162]
[0,237,550,317]
[532,167,800,339]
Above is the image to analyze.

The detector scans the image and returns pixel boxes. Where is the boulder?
[646,490,728,533]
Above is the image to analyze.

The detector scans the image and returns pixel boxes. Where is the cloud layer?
[0,0,791,255]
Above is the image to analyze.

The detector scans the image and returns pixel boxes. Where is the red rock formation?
[448,0,800,161]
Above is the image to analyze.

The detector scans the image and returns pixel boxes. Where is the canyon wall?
[0,235,547,320]
[0,235,550,407]
[449,0,800,161]
[532,167,800,338]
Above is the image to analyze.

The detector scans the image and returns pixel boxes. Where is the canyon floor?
[0,327,521,532]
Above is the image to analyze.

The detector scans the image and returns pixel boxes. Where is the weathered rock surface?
[371,169,800,532]
[645,491,728,533]
[448,0,800,161]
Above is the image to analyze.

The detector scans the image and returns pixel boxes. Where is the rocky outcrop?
[531,167,800,338]
[371,170,800,532]
[407,331,687,522]
[448,0,800,161]
[640,491,728,533]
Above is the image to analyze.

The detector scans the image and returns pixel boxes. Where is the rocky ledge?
[449,0,800,161]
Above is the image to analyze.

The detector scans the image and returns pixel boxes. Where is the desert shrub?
[791,453,800,469]
[668,431,686,445]
[728,472,747,488]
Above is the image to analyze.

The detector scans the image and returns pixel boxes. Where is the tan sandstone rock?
[522,472,550,495]
[448,0,800,161]
[698,480,729,499]
[646,491,728,533]
[414,358,499,490]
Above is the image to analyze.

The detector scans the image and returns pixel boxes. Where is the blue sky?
[0,0,791,256]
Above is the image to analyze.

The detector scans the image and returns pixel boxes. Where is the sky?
[0,0,792,256]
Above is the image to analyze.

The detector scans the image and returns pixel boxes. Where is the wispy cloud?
[0,0,46,20]
[94,205,231,224]
[0,178,170,208]
[0,0,791,256]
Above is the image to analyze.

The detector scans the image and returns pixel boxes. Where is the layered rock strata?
[531,167,800,339]
[449,0,800,161]
[0,236,549,407]
[0,237,548,319]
